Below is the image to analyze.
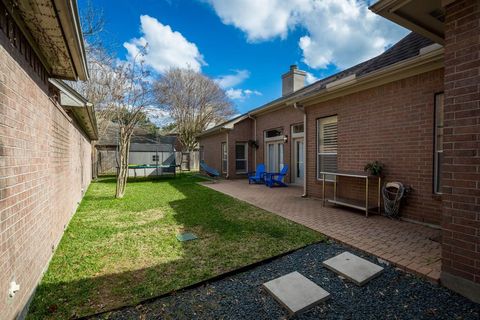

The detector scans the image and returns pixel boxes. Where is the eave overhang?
[369,0,445,44]
[287,45,444,107]
[3,0,88,80]
[49,79,98,140]
[196,115,249,138]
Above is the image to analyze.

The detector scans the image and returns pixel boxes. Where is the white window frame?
[291,123,304,138]
[264,128,285,172]
[317,115,338,181]
[434,93,444,194]
[221,142,227,174]
[235,142,248,174]
[264,128,284,142]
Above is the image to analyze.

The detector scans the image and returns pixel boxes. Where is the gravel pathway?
[91,242,480,320]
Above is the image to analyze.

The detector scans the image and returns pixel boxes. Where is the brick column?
[441,0,480,303]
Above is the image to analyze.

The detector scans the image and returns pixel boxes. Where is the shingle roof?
[291,32,434,100]
[198,32,436,137]
[97,123,176,149]
[130,143,174,152]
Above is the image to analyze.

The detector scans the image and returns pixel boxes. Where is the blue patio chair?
[265,164,289,188]
[248,163,266,184]
[200,161,220,180]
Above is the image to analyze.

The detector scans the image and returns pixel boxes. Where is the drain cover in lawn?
[262,271,330,315]
[322,251,383,286]
[176,232,198,242]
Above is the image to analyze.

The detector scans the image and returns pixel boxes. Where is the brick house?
[198,0,480,303]
[0,0,96,318]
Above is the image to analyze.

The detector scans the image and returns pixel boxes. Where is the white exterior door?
[293,138,304,185]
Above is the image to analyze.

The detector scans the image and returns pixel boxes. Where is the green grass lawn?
[27,174,323,319]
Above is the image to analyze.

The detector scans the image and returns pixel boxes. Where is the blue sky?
[79,0,408,116]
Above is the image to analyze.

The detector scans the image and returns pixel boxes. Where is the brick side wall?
[228,118,253,179]
[306,69,444,225]
[198,131,226,176]
[441,0,480,300]
[0,30,92,319]
[255,107,304,183]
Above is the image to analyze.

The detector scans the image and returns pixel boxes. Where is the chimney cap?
[282,65,306,96]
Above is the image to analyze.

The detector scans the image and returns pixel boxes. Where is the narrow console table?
[320,171,381,217]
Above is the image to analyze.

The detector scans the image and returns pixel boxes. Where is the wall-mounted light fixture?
[283,135,288,143]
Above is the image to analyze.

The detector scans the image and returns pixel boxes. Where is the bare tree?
[69,47,117,139]
[109,52,152,198]
[72,46,151,197]
[154,68,235,151]
[72,2,151,197]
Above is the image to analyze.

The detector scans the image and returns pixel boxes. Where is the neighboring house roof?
[198,32,441,138]
[97,123,176,150]
[5,0,88,80]
[130,143,174,152]
[49,79,98,140]
[196,114,249,138]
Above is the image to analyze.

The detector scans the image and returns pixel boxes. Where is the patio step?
[322,251,384,286]
[262,271,330,315]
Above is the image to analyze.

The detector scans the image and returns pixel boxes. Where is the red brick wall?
[255,107,304,183]
[441,0,480,299]
[306,69,444,225]
[198,131,226,176]
[228,118,253,179]
[0,29,92,319]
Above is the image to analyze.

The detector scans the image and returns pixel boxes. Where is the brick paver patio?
[202,180,442,282]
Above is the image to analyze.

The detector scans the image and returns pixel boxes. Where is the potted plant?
[364,161,384,177]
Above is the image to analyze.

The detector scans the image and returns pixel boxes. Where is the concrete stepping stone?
[176,232,198,242]
[322,251,383,286]
[262,271,330,315]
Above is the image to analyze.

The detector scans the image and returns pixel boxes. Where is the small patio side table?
[320,171,381,217]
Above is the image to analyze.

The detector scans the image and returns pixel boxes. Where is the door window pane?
[292,124,304,134]
[278,143,284,170]
[267,143,275,172]
[297,140,304,179]
[265,128,283,138]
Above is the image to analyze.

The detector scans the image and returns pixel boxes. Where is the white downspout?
[293,102,307,197]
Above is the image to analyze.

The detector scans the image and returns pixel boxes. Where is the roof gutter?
[196,127,232,138]
[49,79,98,140]
[286,46,444,107]
[52,0,89,80]
[369,0,445,45]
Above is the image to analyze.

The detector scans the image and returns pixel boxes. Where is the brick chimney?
[282,65,306,96]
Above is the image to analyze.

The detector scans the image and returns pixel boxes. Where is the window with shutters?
[235,143,248,173]
[317,116,338,180]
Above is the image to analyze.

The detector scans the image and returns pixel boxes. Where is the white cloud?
[145,106,173,126]
[124,15,206,73]
[305,72,318,85]
[226,88,262,100]
[215,69,262,101]
[215,70,250,88]
[205,0,311,42]
[205,0,408,70]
